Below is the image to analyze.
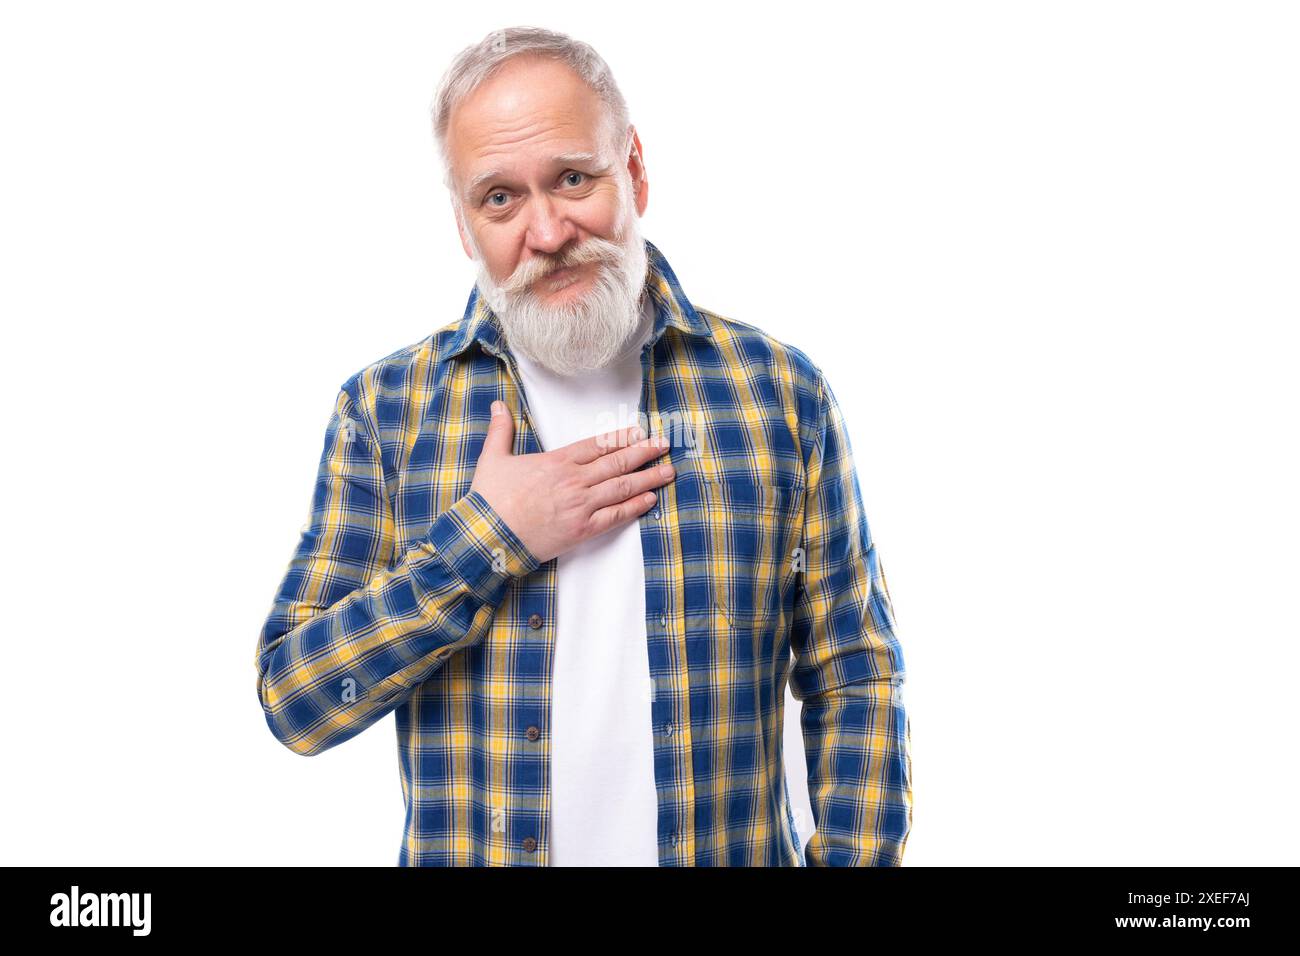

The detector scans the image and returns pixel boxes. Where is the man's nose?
[524,193,579,256]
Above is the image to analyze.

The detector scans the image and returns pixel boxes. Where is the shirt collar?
[445,237,713,361]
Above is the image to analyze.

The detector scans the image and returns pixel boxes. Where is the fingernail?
[491,401,503,417]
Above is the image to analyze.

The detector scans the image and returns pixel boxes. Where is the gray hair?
[431,26,632,201]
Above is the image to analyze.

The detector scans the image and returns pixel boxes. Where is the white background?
[2,0,1296,865]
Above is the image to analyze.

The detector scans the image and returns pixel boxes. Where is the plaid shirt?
[254,238,912,866]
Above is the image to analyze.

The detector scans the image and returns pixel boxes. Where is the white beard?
[466,184,649,377]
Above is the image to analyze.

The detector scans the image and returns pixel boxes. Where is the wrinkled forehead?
[447,56,620,193]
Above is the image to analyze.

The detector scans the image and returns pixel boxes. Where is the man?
[254,25,912,866]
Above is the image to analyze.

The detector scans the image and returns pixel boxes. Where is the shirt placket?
[637,326,696,866]
[486,342,557,865]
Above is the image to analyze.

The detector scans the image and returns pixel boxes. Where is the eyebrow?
[463,151,605,202]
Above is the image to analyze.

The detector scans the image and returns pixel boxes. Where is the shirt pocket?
[703,477,803,631]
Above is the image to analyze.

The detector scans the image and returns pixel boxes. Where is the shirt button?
[525,725,540,741]
[522,836,537,853]
[652,509,660,519]
[670,831,679,848]
[528,613,543,629]
[664,722,673,737]
[659,613,667,627]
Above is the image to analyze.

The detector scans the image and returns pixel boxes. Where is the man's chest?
[378,350,807,629]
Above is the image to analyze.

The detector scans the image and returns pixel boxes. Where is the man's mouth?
[539,263,587,291]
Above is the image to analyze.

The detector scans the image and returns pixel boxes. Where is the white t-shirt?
[510,292,660,866]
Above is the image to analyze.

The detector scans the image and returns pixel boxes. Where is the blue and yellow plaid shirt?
[254,238,912,866]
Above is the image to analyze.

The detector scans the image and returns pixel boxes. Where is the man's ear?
[626,125,649,216]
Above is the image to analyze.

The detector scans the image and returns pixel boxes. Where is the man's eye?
[486,191,508,207]
[563,171,586,187]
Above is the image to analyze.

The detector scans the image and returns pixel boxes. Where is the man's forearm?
[255,491,538,756]
[800,675,912,866]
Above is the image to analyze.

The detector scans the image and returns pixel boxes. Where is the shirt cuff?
[411,490,541,603]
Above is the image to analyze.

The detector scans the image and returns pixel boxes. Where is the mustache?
[500,236,623,297]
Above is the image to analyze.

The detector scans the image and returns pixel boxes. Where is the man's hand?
[470,400,674,565]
